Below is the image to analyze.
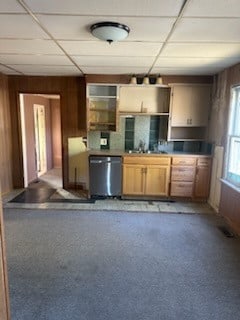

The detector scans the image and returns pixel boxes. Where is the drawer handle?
[178,168,187,172]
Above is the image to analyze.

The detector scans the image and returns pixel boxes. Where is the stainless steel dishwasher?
[89,156,122,197]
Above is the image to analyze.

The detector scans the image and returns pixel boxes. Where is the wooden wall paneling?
[164,75,213,85]
[0,74,13,195]
[85,74,130,84]
[51,99,62,168]
[208,61,240,233]
[0,189,10,320]
[78,77,87,134]
[8,75,86,189]
[219,182,240,235]
[85,74,213,85]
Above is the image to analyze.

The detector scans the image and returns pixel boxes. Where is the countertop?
[87,149,212,157]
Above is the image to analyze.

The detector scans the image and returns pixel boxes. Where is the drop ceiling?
[0,0,240,76]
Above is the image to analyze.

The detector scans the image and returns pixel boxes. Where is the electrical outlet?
[100,138,107,145]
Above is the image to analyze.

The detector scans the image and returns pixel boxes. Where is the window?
[225,86,240,187]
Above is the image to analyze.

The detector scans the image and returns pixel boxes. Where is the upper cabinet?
[119,85,170,115]
[168,84,212,141]
[87,84,118,131]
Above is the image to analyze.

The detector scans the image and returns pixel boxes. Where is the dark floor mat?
[9,188,56,203]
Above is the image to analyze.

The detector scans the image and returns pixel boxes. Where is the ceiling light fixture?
[90,21,130,44]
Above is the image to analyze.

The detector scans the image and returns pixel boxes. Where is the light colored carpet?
[3,208,240,320]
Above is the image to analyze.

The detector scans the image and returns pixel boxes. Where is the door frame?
[0,188,10,320]
[19,93,63,188]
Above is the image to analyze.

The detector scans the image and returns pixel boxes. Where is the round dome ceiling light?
[90,21,130,44]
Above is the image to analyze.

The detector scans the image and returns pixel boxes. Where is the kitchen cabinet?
[122,164,145,195]
[119,85,170,115]
[87,84,118,131]
[122,156,171,196]
[170,157,196,197]
[194,157,212,198]
[168,84,212,141]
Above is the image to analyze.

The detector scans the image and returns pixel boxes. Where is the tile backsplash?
[87,115,212,154]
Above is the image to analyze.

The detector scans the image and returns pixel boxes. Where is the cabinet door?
[190,85,211,126]
[122,164,145,195]
[170,86,192,126]
[195,165,211,198]
[170,85,211,127]
[145,165,170,196]
[87,85,118,131]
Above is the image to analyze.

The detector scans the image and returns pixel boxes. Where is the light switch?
[100,138,107,145]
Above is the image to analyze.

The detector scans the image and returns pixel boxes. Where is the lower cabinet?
[170,156,212,199]
[194,157,212,198]
[170,157,196,197]
[123,156,171,196]
[122,155,211,200]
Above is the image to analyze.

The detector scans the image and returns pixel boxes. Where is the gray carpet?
[3,208,240,320]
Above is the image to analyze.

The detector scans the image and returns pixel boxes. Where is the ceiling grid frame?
[0,0,238,76]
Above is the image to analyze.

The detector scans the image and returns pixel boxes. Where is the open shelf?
[119,112,169,116]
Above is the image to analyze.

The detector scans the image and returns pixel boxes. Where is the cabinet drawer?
[197,158,211,167]
[170,182,194,197]
[123,156,171,166]
[171,166,195,181]
[172,157,196,166]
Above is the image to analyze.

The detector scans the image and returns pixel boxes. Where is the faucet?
[138,140,146,153]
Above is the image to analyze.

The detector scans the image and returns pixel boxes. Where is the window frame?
[225,85,240,189]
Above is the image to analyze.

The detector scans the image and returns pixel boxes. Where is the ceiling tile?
[25,0,184,16]
[0,39,63,54]
[0,14,50,39]
[0,0,25,13]
[81,66,149,74]
[0,54,73,65]
[155,57,240,69]
[58,41,162,57]
[0,64,21,74]
[72,56,155,67]
[8,65,82,75]
[170,18,240,42]
[37,15,175,41]
[161,43,240,59]
[184,0,240,17]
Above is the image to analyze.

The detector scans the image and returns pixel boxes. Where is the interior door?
[33,104,47,176]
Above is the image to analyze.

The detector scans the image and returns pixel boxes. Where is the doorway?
[19,93,62,190]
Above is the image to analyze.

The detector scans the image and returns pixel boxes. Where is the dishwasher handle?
[90,159,122,164]
[90,160,106,164]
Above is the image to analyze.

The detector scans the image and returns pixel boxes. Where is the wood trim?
[85,74,213,85]
[0,189,10,320]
